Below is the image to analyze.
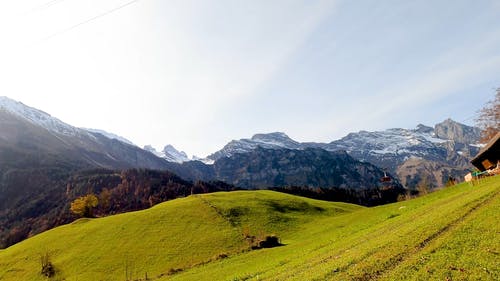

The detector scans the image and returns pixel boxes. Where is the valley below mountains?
[0,96,481,248]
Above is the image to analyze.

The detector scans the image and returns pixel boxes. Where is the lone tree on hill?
[70,194,99,218]
[476,88,500,142]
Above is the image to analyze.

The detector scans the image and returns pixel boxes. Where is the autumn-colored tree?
[70,194,98,218]
[476,88,500,142]
[98,188,111,211]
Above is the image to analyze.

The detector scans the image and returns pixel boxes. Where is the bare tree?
[476,88,500,142]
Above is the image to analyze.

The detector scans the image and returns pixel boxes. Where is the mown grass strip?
[382,184,500,281]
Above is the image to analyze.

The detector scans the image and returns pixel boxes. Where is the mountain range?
[0,96,482,248]
[147,119,481,189]
[200,119,480,188]
[0,96,481,190]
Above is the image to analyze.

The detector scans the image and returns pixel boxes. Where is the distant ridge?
[206,119,481,187]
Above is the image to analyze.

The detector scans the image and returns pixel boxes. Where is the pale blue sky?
[0,0,499,157]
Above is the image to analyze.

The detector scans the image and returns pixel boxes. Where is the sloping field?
[167,176,499,281]
[0,176,498,281]
[0,190,359,280]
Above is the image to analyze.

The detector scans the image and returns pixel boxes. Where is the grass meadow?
[0,176,498,280]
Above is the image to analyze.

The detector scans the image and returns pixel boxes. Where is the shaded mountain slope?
[0,169,236,248]
[0,105,169,172]
[212,147,397,189]
[160,147,402,195]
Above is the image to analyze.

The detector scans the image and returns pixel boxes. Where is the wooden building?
[471,132,500,171]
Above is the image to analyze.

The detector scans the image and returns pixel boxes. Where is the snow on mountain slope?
[162,145,190,163]
[143,144,190,163]
[84,128,135,146]
[329,128,448,157]
[327,120,481,163]
[0,97,138,149]
[206,120,481,186]
[0,96,171,172]
[0,96,78,136]
[208,132,301,160]
[207,128,455,161]
[144,145,163,157]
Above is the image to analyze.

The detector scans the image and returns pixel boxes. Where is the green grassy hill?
[1,177,499,281]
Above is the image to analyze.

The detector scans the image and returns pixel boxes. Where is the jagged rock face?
[434,119,481,144]
[212,147,399,189]
[328,121,481,188]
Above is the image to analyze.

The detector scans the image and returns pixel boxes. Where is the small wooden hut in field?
[471,132,500,171]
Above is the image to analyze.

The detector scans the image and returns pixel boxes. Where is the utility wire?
[39,0,140,42]
[32,0,66,12]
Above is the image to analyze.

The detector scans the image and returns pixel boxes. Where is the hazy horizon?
[1,0,499,157]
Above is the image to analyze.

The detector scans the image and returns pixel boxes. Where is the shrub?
[40,252,55,277]
[247,234,282,249]
[257,235,281,248]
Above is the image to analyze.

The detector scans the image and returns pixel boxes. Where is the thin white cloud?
[0,0,338,156]
[319,29,500,139]
[0,0,498,157]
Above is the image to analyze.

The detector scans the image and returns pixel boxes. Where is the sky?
[0,0,499,157]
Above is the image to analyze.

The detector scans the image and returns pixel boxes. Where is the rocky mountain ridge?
[205,119,481,187]
[1,96,480,189]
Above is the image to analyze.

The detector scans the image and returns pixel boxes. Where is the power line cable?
[32,0,66,12]
[39,0,140,42]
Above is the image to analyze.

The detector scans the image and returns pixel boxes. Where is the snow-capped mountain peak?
[208,132,302,160]
[250,132,301,148]
[162,145,190,163]
[144,145,163,157]
[143,144,190,163]
[0,96,78,136]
